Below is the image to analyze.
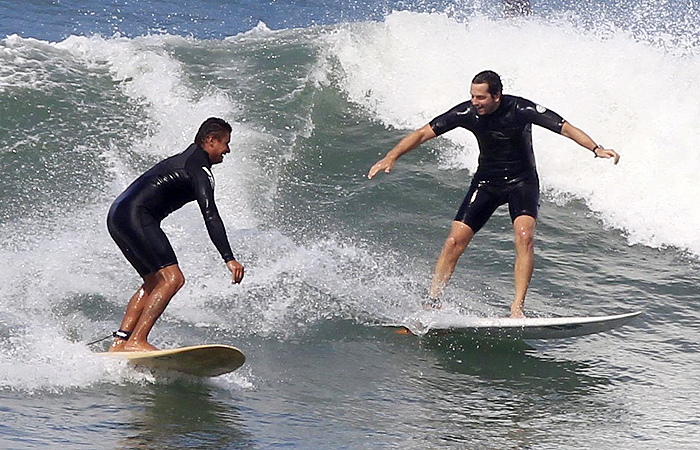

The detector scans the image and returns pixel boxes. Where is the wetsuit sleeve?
[192,167,236,262]
[429,101,475,136]
[516,98,565,133]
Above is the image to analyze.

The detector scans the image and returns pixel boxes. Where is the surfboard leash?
[86,330,132,347]
[86,334,112,346]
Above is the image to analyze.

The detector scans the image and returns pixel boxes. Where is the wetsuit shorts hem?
[454,176,540,233]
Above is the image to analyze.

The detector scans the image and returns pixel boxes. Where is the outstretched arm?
[560,121,620,164]
[367,124,437,179]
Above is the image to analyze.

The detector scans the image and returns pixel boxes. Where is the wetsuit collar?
[192,143,213,167]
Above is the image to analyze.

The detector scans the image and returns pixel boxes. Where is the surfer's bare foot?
[510,307,525,318]
[510,300,525,318]
[108,339,128,352]
[123,341,158,352]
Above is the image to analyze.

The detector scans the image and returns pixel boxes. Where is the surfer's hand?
[227,259,244,284]
[595,147,620,165]
[368,156,395,179]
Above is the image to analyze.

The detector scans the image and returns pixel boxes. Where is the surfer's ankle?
[510,299,525,318]
[109,336,130,352]
[510,306,525,318]
[108,341,126,352]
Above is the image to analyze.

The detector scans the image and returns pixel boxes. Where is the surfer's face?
[470,82,501,115]
[204,133,231,164]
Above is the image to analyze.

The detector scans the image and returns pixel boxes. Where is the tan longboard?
[101,344,245,377]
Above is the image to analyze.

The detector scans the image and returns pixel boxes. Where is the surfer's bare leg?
[111,265,185,352]
[124,264,184,351]
[428,221,475,302]
[109,274,158,352]
[511,215,536,318]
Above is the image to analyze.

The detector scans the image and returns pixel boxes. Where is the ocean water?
[1,0,699,448]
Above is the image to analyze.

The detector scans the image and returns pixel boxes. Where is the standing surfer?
[368,71,619,317]
[107,117,244,352]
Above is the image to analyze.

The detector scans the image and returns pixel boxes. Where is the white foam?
[0,34,77,95]
[325,11,700,257]
[159,228,427,340]
[229,20,274,39]
[55,34,231,153]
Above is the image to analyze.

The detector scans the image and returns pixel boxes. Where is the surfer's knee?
[445,233,469,254]
[169,271,185,292]
[444,221,473,253]
[157,266,185,292]
[513,216,535,249]
[514,228,534,249]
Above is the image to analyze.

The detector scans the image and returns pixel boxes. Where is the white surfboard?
[100,344,245,377]
[389,311,641,339]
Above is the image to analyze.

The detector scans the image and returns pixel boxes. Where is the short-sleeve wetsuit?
[107,143,235,277]
[429,95,565,232]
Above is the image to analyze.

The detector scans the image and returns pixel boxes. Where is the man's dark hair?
[472,70,503,97]
[194,117,232,145]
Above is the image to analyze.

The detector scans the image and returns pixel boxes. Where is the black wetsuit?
[429,95,565,232]
[107,143,235,277]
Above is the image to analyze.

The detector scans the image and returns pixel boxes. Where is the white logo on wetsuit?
[536,104,547,114]
[202,166,215,189]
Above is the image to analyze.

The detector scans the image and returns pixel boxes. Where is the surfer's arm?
[560,121,620,164]
[188,164,236,261]
[194,183,245,283]
[368,124,436,179]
